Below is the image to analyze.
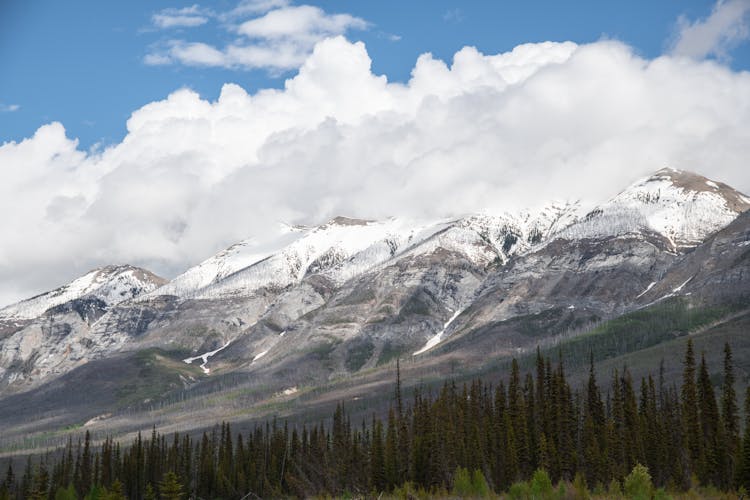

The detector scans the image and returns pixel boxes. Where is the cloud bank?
[2,37,750,306]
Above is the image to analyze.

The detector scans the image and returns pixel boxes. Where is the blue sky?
[2,0,748,150]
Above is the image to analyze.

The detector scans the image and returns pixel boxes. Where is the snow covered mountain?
[0,265,165,322]
[150,216,439,300]
[0,167,747,405]
[0,265,166,390]
[148,205,580,302]
[556,168,750,249]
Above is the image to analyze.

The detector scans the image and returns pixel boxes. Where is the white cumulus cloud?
[670,0,750,60]
[3,37,750,306]
[152,5,211,29]
[145,2,368,72]
[223,0,291,19]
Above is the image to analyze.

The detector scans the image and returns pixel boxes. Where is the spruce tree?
[582,352,606,487]
[508,359,530,476]
[555,360,575,481]
[159,471,182,500]
[621,368,644,472]
[738,386,750,491]
[384,407,398,489]
[721,342,739,488]
[697,353,720,486]
[681,339,701,476]
[370,417,386,491]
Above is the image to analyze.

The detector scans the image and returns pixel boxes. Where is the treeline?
[1,339,749,498]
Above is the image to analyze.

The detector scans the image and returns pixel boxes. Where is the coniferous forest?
[3,339,750,499]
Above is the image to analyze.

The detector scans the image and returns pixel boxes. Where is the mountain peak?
[555,168,749,249]
[643,168,750,213]
[0,265,165,321]
[324,216,374,227]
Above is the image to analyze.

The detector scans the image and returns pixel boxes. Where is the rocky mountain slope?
[0,266,166,389]
[0,167,748,447]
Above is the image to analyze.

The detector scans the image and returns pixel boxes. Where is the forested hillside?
[1,339,748,499]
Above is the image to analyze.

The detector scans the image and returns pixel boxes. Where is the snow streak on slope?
[636,282,656,299]
[414,308,464,355]
[0,265,165,321]
[557,168,750,249]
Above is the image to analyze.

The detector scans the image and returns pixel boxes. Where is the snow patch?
[414,309,464,356]
[705,180,719,189]
[636,282,656,299]
[253,349,269,362]
[84,413,112,427]
[673,276,693,293]
[183,342,230,374]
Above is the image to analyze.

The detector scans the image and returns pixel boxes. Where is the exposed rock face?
[0,168,748,401]
[634,209,750,307]
[0,265,166,391]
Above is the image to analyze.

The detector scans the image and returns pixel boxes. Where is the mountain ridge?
[0,167,747,427]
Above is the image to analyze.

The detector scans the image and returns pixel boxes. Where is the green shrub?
[607,478,622,498]
[54,485,77,500]
[623,463,652,500]
[572,472,590,500]
[530,469,553,499]
[471,469,491,498]
[554,482,566,500]
[508,480,531,500]
[452,467,490,498]
[393,481,429,499]
[652,487,672,500]
[452,467,472,497]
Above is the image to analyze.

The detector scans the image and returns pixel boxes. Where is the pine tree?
[554,359,575,481]
[144,482,156,500]
[721,342,739,488]
[698,352,720,486]
[681,339,701,476]
[640,376,662,486]
[621,368,644,472]
[159,471,182,500]
[3,462,14,500]
[493,380,509,490]
[394,359,410,485]
[384,407,398,490]
[508,359,530,477]
[370,417,386,491]
[738,386,750,491]
[582,352,606,487]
